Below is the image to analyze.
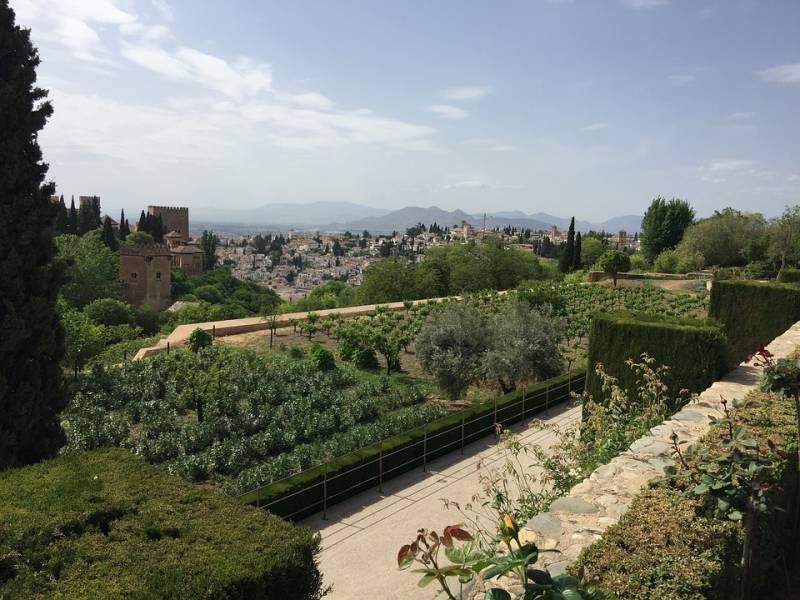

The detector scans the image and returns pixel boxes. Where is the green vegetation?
[0,2,66,468]
[585,311,727,403]
[358,240,545,304]
[777,267,800,283]
[0,448,324,599]
[596,250,631,286]
[640,197,695,261]
[709,280,800,365]
[678,208,767,268]
[573,389,797,599]
[63,346,444,493]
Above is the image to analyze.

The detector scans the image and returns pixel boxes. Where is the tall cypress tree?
[559,217,576,273]
[119,209,129,239]
[91,196,101,229]
[572,231,582,271]
[137,210,147,233]
[100,216,118,251]
[152,213,164,243]
[76,198,94,234]
[54,194,67,234]
[67,195,77,234]
[0,1,66,467]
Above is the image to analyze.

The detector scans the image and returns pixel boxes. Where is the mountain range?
[192,202,642,234]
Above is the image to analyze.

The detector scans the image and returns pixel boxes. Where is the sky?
[10,0,800,221]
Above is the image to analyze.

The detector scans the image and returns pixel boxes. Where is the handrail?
[241,371,586,519]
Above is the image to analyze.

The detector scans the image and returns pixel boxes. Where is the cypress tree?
[559,217,576,273]
[91,196,101,229]
[119,209,129,239]
[0,0,66,467]
[67,195,77,234]
[152,213,164,243]
[101,216,118,251]
[54,194,67,234]
[572,231,582,271]
[137,210,147,233]
[77,197,94,234]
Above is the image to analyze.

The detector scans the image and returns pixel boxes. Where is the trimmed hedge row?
[709,280,800,365]
[0,449,324,599]
[242,371,585,520]
[572,389,798,599]
[585,311,728,403]
[777,267,800,284]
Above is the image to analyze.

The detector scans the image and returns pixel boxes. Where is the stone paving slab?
[301,403,580,600]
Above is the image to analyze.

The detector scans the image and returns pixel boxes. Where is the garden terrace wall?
[240,370,585,521]
[585,311,728,402]
[0,448,322,599]
[709,279,800,365]
[133,294,466,360]
[499,320,800,597]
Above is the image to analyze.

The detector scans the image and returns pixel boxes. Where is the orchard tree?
[0,1,67,467]
[640,197,695,261]
[415,303,488,398]
[597,250,631,286]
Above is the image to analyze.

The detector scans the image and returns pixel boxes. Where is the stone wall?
[469,320,800,596]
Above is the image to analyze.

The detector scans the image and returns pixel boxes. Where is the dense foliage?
[0,448,325,599]
[0,2,66,467]
[640,197,695,260]
[62,346,445,493]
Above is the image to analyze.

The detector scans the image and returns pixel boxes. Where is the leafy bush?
[0,449,325,600]
[194,284,224,304]
[309,343,336,371]
[597,250,631,285]
[654,249,680,273]
[586,311,728,403]
[777,267,800,283]
[84,298,134,326]
[188,327,213,352]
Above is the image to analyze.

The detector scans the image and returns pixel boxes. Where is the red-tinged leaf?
[442,529,453,548]
[397,545,413,569]
[447,525,473,542]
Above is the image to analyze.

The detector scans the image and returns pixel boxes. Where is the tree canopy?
[640,197,695,260]
[677,208,766,267]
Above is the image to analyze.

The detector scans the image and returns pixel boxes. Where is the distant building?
[148,205,189,241]
[170,243,204,277]
[120,245,171,310]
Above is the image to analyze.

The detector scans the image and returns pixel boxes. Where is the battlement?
[120,243,171,257]
[147,205,188,214]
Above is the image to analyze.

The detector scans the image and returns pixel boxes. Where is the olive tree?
[415,303,488,398]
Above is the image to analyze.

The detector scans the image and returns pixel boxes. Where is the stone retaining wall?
[469,320,800,596]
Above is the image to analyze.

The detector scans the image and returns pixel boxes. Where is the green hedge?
[777,268,800,283]
[0,449,324,599]
[709,280,800,365]
[572,389,798,599]
[585,311,728,403]
[241,370,585,519]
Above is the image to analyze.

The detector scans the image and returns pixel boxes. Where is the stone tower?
[120,245,172,310]
[147,205,189,241]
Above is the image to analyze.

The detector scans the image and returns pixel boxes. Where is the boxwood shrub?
[709,280,800,365]
[0,449,324,599]
[585,311,728,403]
[777,267,800,284]
[572,389,798,599]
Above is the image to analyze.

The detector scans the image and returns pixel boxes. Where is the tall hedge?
[709,280,800,365]
[0,449,324,599]
[585,311,728,403]
[777,268,800,284]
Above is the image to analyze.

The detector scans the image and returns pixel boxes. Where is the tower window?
[156,272,161,280]
[131,272,137,279]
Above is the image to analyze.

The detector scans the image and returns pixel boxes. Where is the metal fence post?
[460,413,465,455]
[423,431,428,472]
[167,341,170,354]
[212,325,216,339]
[322,462,328,520]
[379,440,384,494]
[493,397,498,436]
[521,387,526,421]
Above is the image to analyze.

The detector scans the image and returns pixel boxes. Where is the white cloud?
[426,104,468,120]
[442,85,493,101]
[727,112,754,120]
[669,74,696,86]
[291,92,335,110]
[697,159,776,184]
[582,122,609,132]
[489,145,518,152]
[445,179,489,189]
[623,0,669,8]
[757,63,800,85]
[462,138,517,151]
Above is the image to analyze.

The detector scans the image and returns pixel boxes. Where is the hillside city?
[2,2,800,600]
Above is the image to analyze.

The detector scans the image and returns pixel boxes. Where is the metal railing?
[239,371,586,521]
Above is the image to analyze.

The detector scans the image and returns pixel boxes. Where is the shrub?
[627,253,650,272]
[84,298,134,326]
[516,280,567,313]
[677,250,705,273]
[654,249,680,273]
[194,284,224,304]
[309,343,336,372]
[288,345,306,359]
[585,311,728,403]
[0,449,325,600]
[777,267,800,283]
[709,280,800,365]
[597,250,631,286]
[188,327,213,353]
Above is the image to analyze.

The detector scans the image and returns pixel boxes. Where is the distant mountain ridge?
[193,202,642,233]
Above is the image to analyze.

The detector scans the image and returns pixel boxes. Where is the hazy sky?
[11,0,800,221]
